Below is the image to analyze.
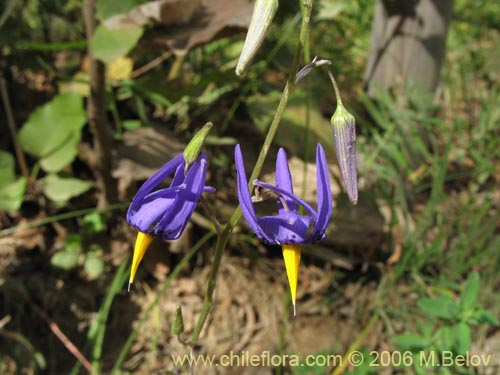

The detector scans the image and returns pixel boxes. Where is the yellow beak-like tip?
[282,244,301,316]
[128,231,153,291]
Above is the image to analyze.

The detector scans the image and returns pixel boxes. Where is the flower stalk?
[191,0,315,343]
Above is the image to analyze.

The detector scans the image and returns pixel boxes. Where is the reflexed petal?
[155,153,208,239]
[258,212,312,244]
[253,180,317,221]
[312,143,332,240]
[130,153,184,206]
[275,148,297,212]
[235,145,273,243]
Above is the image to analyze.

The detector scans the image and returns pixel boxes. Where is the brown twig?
[83,0,118,207]
[131,50,173,79]
[0,72,31,184]
[27,298,94,373]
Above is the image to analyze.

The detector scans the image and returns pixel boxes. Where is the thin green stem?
[191,0,314,344]
[330,313,378,375]
[326,69,343,106]
[0,203,127,237]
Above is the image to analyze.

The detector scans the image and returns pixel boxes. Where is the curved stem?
[191,0,314,343]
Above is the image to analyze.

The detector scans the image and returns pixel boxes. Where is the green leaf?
[92,25,143,64]
[42,174,92,203]
[18,93,86,172]
[459,272,480,312]
[454,322,471,354]
[84,252,105,280]
[65,234,83,253]
[0,151,15,187]
[392,334,429,350]
[0,177,26,211]
[417,296,459,320]
[122,119,142,130]
[82,212,106,235]
[437,326,455,352]
[51,250,80,270]
[475,309,500,325]
[96,0,138,21]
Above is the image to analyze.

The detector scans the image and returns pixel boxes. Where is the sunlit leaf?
[18,93,86,172]
[92,25,143,64]
[96,0,138,21]
[42,174,92,203]
[51,250,80,270]
[0,177,26,211]
[0,151,15,187]
[84,251,105,280]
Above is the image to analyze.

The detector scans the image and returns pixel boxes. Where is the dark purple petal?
[154,153,208,239]
[258,212,312,244]
[311,143,332,240]
[235,145,273,243]
[253,180,317,221]
[275,148,297,212]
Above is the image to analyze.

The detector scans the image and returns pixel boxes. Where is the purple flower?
[235,143,332,313]
[235,143,332,246]
[126,152,213,289]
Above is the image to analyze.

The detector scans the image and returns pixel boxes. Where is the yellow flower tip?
[282,244,301,312]
[129,231,153,287]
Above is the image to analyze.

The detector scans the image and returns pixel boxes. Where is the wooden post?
[364,0,454,96]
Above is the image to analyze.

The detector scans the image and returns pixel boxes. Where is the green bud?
[236,0,278,76]
[171,304,184,336]
[331,103,358,204]
[184,122,213,164]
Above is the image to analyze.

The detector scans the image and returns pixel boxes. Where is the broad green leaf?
[417,296,459,320]
[39,130,81,172]
[459,272,480,312]
[392,334,429,350]
[0,151,15,187]
[84,252,105,280]
[18,93,86,172]
[42,174,92,203]
[0,177,26,211]
[123,119,142,130]
[96,0,138,21]
[454,322,471,354]
[92,25,143,64]
[51,250,80,270]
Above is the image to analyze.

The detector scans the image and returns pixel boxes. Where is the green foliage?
[50,231,106,280]
[42,174,92,204]
[96,0,141,21]
[0,151,26,211]
[51,234,82,270]
[92,24,143,64]
[19,92,86,173]
[83,246,105,280]
[393,273,498,372]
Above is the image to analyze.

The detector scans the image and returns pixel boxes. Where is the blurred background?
[0,0,499,374]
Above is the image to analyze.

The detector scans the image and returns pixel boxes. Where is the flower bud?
[184,122,213,165]
[171,304,184,336]
[235,0,278,76]
[331,104,358,204]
